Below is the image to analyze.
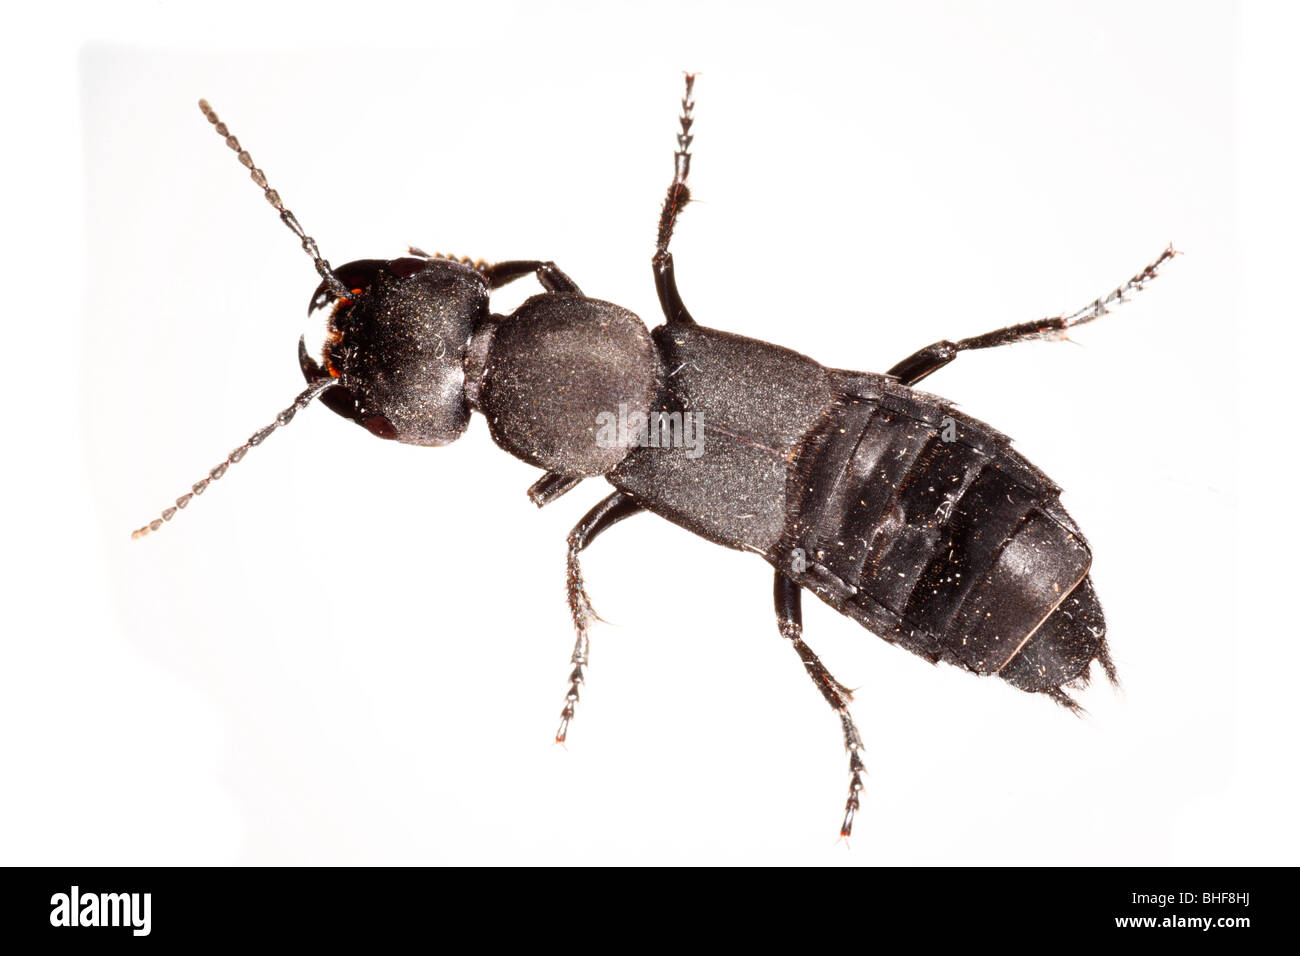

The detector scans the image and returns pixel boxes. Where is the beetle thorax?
[470,293,663,476]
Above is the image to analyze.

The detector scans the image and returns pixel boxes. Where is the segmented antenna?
[131,379,333,540]
[198,99,351,299]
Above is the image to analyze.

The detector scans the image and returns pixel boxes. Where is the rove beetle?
[134,77,1175,838]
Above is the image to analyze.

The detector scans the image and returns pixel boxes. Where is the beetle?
[134,77,1174,838]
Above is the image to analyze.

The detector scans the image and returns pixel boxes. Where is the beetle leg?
[408,248,582,294]
[481,259,582,294]
[887,244,1178,386]
[556,491,645,743]
[527,471,583,507]
[407,247,488,270]
[775,572,866,839]
[652,73,698,327]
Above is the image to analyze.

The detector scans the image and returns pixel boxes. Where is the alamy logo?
[595,403,704,459]
[49,885,151,937]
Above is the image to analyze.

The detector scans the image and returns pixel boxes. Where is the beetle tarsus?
[654,72,696,258]
[776,572,867,839]
[653,73,699,326]
[555,492,644,742]
[410,249,489,273]
[887,244,1178,386]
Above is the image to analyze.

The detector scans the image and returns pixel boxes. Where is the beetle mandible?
[134,77,1176,838]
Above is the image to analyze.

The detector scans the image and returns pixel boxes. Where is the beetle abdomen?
[607,325,1112,699]
[997,576,1109,693]
[784,371,1111,696]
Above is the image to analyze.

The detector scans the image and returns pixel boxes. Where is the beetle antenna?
[197,99,351,300]
[131,379,333,540]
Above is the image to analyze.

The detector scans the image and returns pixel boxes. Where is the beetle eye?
[362,415,398,440]
[320,383,361,420]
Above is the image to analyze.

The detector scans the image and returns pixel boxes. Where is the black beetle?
[134,78,1174,838]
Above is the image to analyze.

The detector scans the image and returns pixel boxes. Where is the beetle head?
[132,101,491,540]
[300,256,486,445]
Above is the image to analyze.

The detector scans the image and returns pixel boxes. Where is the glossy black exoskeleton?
[135,82,1175,838]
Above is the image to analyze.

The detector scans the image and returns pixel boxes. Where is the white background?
[1,1,1293,865]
